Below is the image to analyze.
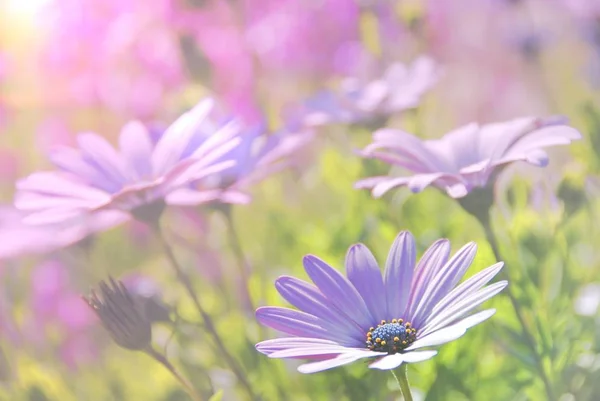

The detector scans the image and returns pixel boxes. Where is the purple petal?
[493,125,581,166]
[297,350,378,374]
[189,120,241,160]
[372,177,411,198]
[424,123,480,170]
[151,99,214,175]
[165,188,229,206]
[255,307,333,340]
[407,309,496,350]
[421,281,507,335]
[16,173,111,204]
[164,159,237,191]
[303,255,375,328]
[275,276,364,344]
[77,133,127,187]
[407,172,447,193]
[22,208,86,225]
[119,121,153,180]
[49,147,119,192]
[269,344,358,359]
[256,337,345,355]
[354,176,389,190]
[368,129,442,172]
[165,188,251,206]
[346,244,387,321]
[14,192,87,210]
[410,242,478,328]
[384,231,416,318]
[426,262,504,328]
[404,239,451,321]
[524,149,549,166]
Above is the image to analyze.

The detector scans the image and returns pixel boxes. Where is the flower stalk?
[460,196,555,401]
[392,364,413,401]
[222,207,256,313]
[152,223,260,401]
[145,347,204,401]
[478,216,555,401]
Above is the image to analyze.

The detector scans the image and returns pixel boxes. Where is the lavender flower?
[298,56,440,127]
[356,116,581,199]
[180,123,314,204]
[15,99,243,226]
[256,231,506,373]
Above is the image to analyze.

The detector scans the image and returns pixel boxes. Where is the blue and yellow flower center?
[365,319,417,354]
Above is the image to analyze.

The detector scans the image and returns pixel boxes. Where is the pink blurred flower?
[35,118,76,155]
[0,150,19,185]
[243,0,361,77]
[28,260,99,368]
[186,1,260,122]
[0,54,8,130]
[39,0,186,119]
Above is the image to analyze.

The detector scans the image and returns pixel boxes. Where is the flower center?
[365,319,417,354]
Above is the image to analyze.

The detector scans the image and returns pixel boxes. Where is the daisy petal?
[422,282,507,334]
[256,307,331,339]
[298,351,377,374]
[427,262,504,324]
[369,350,437,370]
[368,354,404,370]
[404,239,451,320]
[256,337,343,355]
[119,121,153,180]
[269,345,358,359]
[384,231,416,317]
[346,244,386,320]
[407,309,496,350]
[410,242,478,328]
[275,276,364,343]
[303,255,374,328]
[152,99,214,175]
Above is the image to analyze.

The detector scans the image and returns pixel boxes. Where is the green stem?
[479,215,555,401]
[153,224,260,401]
[391,364,413,401]
[223,209,256,313]
[145,347,204,401]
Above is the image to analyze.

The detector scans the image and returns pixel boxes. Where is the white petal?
[369,351,438,370]
[297,351,377,374]
[402,350,438,363]
[422,282,506,335]
[406,309,496,350]
[368,354,404,370]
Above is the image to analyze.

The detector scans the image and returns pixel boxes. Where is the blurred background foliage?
[0,0,599,400]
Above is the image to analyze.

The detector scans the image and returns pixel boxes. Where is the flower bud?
[83,277,152,351]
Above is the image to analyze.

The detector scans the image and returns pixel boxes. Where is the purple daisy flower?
[255,231,506,373]
[298,56,440,127]
[173,122,314,205]
[15,99,243,225]
[355,116,581,198]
